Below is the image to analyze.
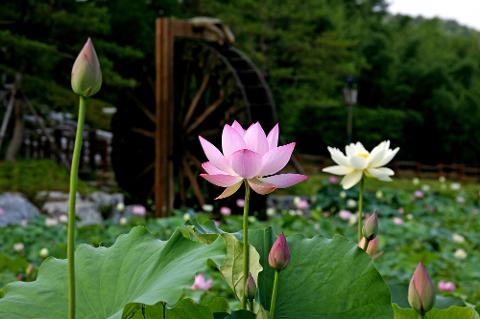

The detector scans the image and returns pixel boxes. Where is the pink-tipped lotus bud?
[362,212,378,240]
[71,38,102,97]
[358,237,379,256]
[408,262,435,315]
[245,272,256,300]
[268,233,291,271]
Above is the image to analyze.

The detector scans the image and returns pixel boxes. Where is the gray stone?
[88,191,123,207]
[36,191,80,202]
[0,193,40,227]
[42,200,103,226]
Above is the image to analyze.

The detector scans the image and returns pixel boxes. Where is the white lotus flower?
[323,141,399,189]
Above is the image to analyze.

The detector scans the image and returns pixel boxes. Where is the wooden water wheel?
[112,18,278,217]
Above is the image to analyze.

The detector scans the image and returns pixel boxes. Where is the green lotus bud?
[71,38,102,97]
[245,272,256,301]
[362,212,378,241]
[268,233,291,271]
[408,262,435,316]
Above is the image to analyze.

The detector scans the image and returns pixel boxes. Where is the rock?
[36,191,80,202]
[0,193,40,227]
[88,191,123,207]
[42,200,103,226]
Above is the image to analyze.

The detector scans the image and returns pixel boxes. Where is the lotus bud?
[71,38,102,97]
[358,237,379,256]
[245,272,256,300]
[268,233,291,271]
[362,212,378,240]
[408,262,435,315]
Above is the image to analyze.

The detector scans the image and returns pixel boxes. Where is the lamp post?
[343,76,358,143]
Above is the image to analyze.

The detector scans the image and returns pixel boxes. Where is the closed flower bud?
[71,38,102,97]
[245,272,256,300]
[408,262,435,315]
[362,212,378,240]
[358,237,379,256]
[268,233,291,271]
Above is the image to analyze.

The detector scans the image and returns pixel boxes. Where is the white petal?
[353,142,368,155]
[341,171,363,189]
[367,167,394,181]
[327,147,350,167]
[374,147,399,167]
[350,156,368,169]
[367,141,387,167]
[322,165,353,175]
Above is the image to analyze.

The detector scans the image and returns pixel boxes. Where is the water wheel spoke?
[183,74,210,127]
[135,162,155,179]
[186,89,225,134]
[131,127,155,138]
[128,92,156,123]
[182,158,206,207]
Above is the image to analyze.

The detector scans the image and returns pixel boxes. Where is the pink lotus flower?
[199,121,308,199]
[268,233,291,271]
[236,199,245,207]
[338,209,353,220]
[414,190,424,198]
[328,176,338,184]
[220,206,231,216]
[438,281,456,292]
[132,205,146,216]
[408,262,435,315]
[393,217,404,225]
[191,273,213,291]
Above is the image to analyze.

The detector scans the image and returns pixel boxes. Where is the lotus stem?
[357,177,365,242]
[270,270,280,319]
[241,181,251,309]
[363,238,370,251]
[67,96,86,319]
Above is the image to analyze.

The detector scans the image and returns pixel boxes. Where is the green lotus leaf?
[392,304,480,318]
[0,226,224,319]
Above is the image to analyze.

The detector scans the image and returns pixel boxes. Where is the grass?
[0,159,95,200]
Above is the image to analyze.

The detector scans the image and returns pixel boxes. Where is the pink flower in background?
[414,190,424,198]
[393,217,404,225]
[294,198,309,210]
[398,207,405,214]
[191,273,213,291]
[236,199,245,207]
[338,210,353,220]
[220,206,231,216]
[199,121,308,199]
[132,205,146,216]
[328,176,338,184]
[438,281,456,292]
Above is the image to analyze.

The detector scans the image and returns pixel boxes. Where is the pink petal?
[230,149,262,179]
[199,136,232,173]
[261,174,308,188]
[248,178,276,195]
[216,181,243,199]
[231,120,246,136]
[222,124,246,156]
[200,174,242,187]
[267,123,279,149]
[202,161,226,175]
[243,122,269,154]
[259,142,295,176]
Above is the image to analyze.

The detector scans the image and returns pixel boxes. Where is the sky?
[388,0,480,31]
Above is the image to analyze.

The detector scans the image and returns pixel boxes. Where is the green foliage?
[392,304,480,319]
[0,227,225,319]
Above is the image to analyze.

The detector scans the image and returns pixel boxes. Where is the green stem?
[248,299,254,312]
[363,238,370,251]
[270,270,280,319]
[357,177,365,242]
[67,96,86,319]
[241,181,251,309]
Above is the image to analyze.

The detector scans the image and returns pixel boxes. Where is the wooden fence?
[21,127,111,174]
[297,154,480,181]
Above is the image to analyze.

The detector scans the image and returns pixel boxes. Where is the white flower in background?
[454,248,467,260]
[39,248,49,258]
[339,191,347,199]
[183,213,191,221]
[376,190,383,199]
[13,242,24,252]
[20,219,28,227]
[412,177,420,185]
[116,202,125,211]
[450,182,461,191]
[348,214,357,225]
[58,214,68,223]
[202,204,213,212]
[346,199,357,208]
[119,217,128,225]
[248,216,256,223]
[407,214,413,220]
[323,141,399,189]
[421,184,430,192]
[45,217,59,227]
[438,176,446,183]
[266,207,276,217]
[456,196,465,204]
[452,234,465,244]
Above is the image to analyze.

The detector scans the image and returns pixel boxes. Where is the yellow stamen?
[357,153,369,159]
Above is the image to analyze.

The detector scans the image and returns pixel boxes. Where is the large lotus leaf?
[126,299,214,319]
[0,226,224,319]
[249,228,393,319]
[392,304,480,318]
